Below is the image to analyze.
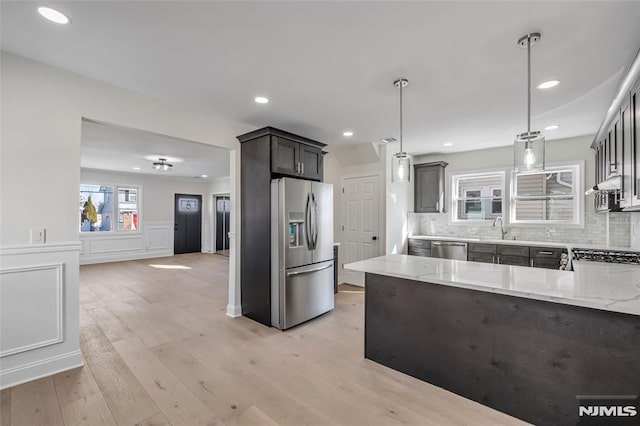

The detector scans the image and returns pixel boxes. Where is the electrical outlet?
[30,228,46,244]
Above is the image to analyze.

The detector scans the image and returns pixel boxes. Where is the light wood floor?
[0,253,527,426]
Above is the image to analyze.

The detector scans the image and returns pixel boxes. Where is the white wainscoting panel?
[80,221,175,264]
[146,224,171,250]
[0,242,83,389]
[0,263,64,357]
[90,235,143,254]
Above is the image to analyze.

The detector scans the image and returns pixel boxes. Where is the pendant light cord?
[527,35,531,135]
[399,81,404,154]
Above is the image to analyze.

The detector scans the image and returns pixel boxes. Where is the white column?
[226,149,242,317]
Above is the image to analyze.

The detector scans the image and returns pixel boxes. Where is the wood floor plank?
[223,405,279,426]
[80,312,160,425]
[112,337,218,425]
[134,412,171,426]
[10,377,63,426]
[0,389,10,426]
[52,366,101,407]
[60,393,117,426]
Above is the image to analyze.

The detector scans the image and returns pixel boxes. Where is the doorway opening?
[214,194,231,257]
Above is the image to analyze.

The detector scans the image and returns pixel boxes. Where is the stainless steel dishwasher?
[431,241,468,260]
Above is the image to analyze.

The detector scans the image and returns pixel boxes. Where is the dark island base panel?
[364,273,640,426]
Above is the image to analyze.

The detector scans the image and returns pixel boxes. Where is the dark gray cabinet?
[414,162,447,213]
[408,239,431,257]
[271,135,323,181]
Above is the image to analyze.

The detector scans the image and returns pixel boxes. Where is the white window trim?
[450,170,506,226]
[79,182,143,235]
[509,162,584,228]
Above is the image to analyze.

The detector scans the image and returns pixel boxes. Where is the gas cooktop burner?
[571,248,640,265]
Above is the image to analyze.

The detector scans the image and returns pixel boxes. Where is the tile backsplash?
[408,211,638,248]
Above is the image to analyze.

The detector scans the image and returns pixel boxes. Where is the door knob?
[372,236,378,241]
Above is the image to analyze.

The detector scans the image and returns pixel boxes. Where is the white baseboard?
[226,304,242,318]
[0,349,83,390]
[80,250,173,265]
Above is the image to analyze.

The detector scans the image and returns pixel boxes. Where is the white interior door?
[341,174,380,286]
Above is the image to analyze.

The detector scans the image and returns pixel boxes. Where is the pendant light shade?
[392,78,410,183]
[514,33,545,173]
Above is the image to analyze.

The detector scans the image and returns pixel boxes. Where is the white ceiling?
[3,1,640,156]
[81,119,230,179]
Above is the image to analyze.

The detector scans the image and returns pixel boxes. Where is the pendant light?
[392,78,410,183]
[514,33,545,173]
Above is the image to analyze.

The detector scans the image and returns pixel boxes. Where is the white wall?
[79,168,219,263]
[384,143,413,255]
[0,53,249,388]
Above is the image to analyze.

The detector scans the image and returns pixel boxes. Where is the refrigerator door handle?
[286,263,332,277]
[311,193,318,250]
[305,193,312,250]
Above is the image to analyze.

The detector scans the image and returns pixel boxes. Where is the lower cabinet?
[408,238,567,271]
[468,252,495,263]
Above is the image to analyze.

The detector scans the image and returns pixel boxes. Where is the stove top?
[571,248,640,265]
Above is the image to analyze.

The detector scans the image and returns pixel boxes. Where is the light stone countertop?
[345,254,640,316]
[408,235,639,252]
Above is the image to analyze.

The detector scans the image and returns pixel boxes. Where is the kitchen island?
[346,255,640,425]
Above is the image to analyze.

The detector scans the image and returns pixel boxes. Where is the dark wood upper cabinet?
[414,161,448,213]
[271,136,300,176]
[299,143,323,181]
[633,79,640,206]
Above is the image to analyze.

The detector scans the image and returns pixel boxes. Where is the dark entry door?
[174,194,202,254]
[215,196,230,252]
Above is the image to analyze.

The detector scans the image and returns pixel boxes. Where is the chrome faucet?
[493,216,508,240]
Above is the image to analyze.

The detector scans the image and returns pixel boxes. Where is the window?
[451,172,505,222]
[510,164,581,225]
[80,184,139,232]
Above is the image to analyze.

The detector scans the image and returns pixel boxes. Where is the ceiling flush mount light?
[152,158,173,172]
[391,78,411,183]
[545,125,560,130]
[254,96,269,104]
[514,33,545,173]
[380,137,397,144]
[443,143,453,147]
[537,80,560,90]
[37,6,71,24]
[133,167,141,170]
[343,131,354,137]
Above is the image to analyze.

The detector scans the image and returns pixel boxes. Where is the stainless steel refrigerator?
[271,178,334,330]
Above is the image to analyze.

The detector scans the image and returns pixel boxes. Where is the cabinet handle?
[301,163,304,175]
[530,258,534,267]
[492,255,495,264]
[537,251,553,255]
[496,256,500,264]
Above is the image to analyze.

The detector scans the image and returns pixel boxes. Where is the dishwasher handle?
[431,241,468,247]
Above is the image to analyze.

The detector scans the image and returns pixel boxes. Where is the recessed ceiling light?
[343,131,354,137]
[254,96,269,104]
[133,167,141,170]
[537,80,560,90]
[443,143,453,147]
[37,6,71,24]
[201,174,208,178]
[545,125,560,130]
